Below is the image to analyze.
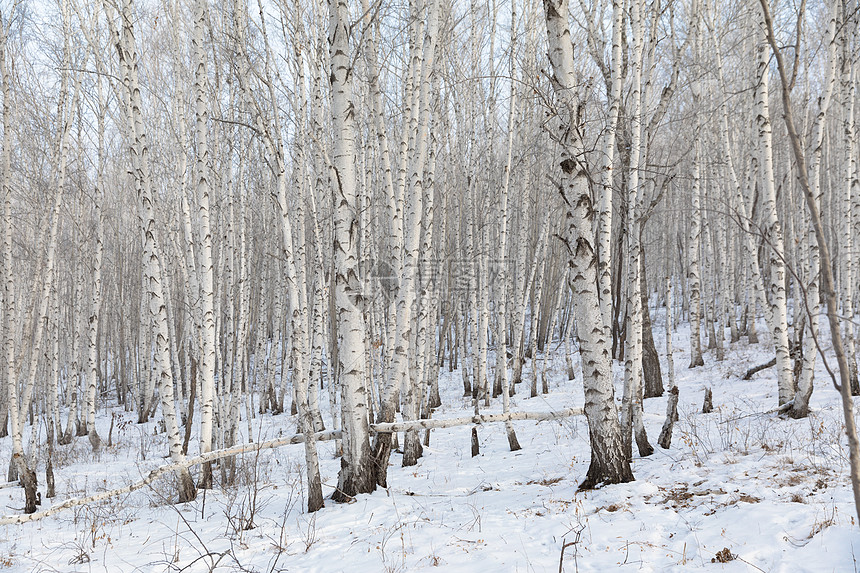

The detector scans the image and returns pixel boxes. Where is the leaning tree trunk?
[114,0,195,502]
[758,0,860,526]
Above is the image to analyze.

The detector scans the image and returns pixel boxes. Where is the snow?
[1,315,859,572]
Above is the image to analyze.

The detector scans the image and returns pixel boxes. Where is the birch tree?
[754,6,793,406]
[687,0,704,369]
[789,3,837,418]
[598,0,624,332]
[621,0,652,459]
[175,0,217,489]
[837,2,860,394]
[84,68,105,453]
[542,0,634,488]
[329,0,376,500]
[0,8,38,514]
[113,0,196,503]
[492,0,521,452]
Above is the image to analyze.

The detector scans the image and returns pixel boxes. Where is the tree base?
[88,430,102,453]
[46,456,55,499]
[702,388,713,413]
[462,371,472,397]
[658,386,679,449]
[492,374,503,398]
[198,461,213,490]
[506,425,521,452]
[428,386,442,409]
[307,473,324,513]
[6,455,16,483]
[578,458,634,491]
[332,456,376,503]
[372,432,393,488]
[635,426,653,457]
[787,402,810,419]
[470,427,479,457]
[21,465,38,514]
[402,430,423,466]
[177,468,197,503]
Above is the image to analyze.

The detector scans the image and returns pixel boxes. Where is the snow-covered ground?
[1,317,859,572]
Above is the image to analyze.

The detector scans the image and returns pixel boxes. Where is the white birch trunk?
[84,132,104,452]
[401,0,440,467]
[839,32,859,392]
[713,34,772,346]
[529,248,548,397]
[791,7,837,417]
[597,0,624,332]
[114,0,195,502]
[0,11,37,513]
[371,0,425,479]
[288,11,324,510]
[543,0,633,488]
[494,0,521,451]
[19,10,81,429]
[755,16,794,405]
[329,0,375,500]
[191,0,217,488]
[621,0,652,459]
[688,1,704,368]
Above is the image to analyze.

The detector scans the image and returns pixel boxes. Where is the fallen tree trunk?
[742,342,800,380]
[742,357,776,380]
[0,429,341,526]
[0,407,584,525]
[370,408,584,434]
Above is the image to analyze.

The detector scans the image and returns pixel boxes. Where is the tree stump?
[702,388,713,414]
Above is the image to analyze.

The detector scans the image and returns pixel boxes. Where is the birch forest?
[0,0,859,569]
